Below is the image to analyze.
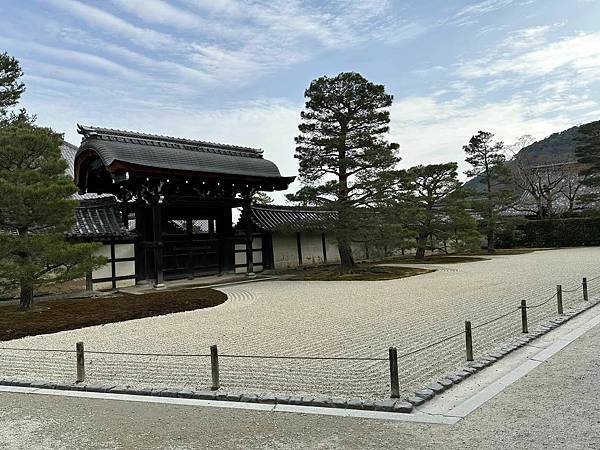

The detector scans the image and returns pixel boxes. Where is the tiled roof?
[68,197,132,240]
[250,205,337,232]
[61,141,111,201]
[76,125,293,182]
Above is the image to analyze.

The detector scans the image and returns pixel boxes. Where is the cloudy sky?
[3,0,600,199]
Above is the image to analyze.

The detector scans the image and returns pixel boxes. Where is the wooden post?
[76,341,85,383]
[389,347,400,399]
[583,278,588,301]
[152,204,164,288]
[85,271,93,292]
[210,345,220,390]
[557,285,563,314]
[521,300,528,333]
[465,321,474,362]
[243,202,254,276]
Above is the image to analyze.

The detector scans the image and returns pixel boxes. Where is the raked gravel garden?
[1,247,599,400]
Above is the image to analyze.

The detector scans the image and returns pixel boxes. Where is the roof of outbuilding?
[68,197,132,240]
[75,125,293,183]
[61,141,112,201]
[250,205,337,232]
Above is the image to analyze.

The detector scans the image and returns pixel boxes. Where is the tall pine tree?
[289,72,400,272]
[463,131,513,253]
[0,122,104,308]
[0,53,103,308]
[0,52,25,116]
[396,163,477,259]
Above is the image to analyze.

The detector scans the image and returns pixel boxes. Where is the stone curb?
[406,298,600,408]
[0,379,414,414]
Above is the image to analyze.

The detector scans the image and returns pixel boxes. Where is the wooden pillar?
[296,232,303,266]
[262,232,274,270]
[110,242,117,290]
[152,204,164,288]
[186,218,194,279]
[321,232,327,264]
[243,201,254,276]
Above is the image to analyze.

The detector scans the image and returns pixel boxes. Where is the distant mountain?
[516,126,579,164]
[464,125,580,191]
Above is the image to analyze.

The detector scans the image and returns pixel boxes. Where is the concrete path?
[2,310,600,449]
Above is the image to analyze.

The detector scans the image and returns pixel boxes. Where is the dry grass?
[0,289,227,342]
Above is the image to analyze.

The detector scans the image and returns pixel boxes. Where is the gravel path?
[2,247,599,400]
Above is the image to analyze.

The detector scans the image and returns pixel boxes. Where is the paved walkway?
[1,314,600,449]
[1,247,599,399]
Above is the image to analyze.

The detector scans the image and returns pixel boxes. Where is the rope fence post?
[465,321,474,362]
[557,285,563,315]
[583,277,588,301]
[520,300,528,333]
[210,345,220,390]
[76,341,85,383]
[389,347,400,399]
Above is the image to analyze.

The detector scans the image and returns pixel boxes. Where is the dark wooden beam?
[297,232,303,266]
[152,204,164,287]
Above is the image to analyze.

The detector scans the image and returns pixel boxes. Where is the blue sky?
[3,0,600,199]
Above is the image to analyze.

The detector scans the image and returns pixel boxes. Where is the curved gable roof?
[74,125,294,189]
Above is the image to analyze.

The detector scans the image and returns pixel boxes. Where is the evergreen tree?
[463,131,513,253]
[0,121,104,309]
[252,192,274,205]
[575,120,600,188]
[0,52,25,116]
[288,72,400,272]
[396,163,478,259]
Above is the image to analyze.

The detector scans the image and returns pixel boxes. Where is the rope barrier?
[219,354,387,361]
[528,292,557,309]
[471,307,521,329]
[396,329,465,360]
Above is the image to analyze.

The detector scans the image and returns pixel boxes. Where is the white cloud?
[457,31,600,80]
[389,95,577,177]
[47,0,178,49]
[450,0,522,26]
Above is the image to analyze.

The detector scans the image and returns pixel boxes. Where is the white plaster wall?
[299,232,326,266]
[114,243,135,259]
[234,237,263,273]
[324,234,340,264]
[272,233,301,269]
[91,243,135,290]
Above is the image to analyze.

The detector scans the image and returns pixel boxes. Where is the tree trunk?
[415,234,428,260]
[19,284,34,310]
[337,238,355,273]
[487,229,496,254]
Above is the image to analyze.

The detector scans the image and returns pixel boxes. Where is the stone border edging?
[1,299,596,415]
[406,298,600,409]
[0,378,413,414]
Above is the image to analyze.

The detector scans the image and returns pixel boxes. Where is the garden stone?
[393,402,413,413]
[415,388,435,400]
[407,396,425,406]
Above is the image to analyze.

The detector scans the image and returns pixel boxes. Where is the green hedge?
[503,217,600,247]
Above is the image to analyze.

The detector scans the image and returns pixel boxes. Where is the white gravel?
[2,247,599,399]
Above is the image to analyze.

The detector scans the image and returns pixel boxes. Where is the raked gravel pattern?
[2,247,600,400]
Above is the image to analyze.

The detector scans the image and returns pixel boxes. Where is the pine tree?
[0,121,104,309]
[288,72,400,272]
[463,131,513,253]
[0,52,25,117]
[396,162,477,259]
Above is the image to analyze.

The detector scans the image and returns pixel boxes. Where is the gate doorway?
[162,217,219,280]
